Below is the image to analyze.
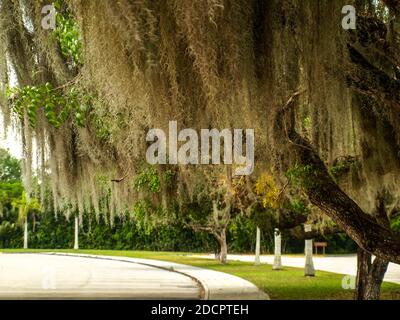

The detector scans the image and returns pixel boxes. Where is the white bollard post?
[273,228,282,270]
[74,216,79,250]
[304,224,315,276]
[23,217,28,249]
[255,227,261,265]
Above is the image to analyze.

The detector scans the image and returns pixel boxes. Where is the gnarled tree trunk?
[355,247,389,300]
[355,196,391,300]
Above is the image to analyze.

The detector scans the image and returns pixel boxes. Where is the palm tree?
[12,192,41,249]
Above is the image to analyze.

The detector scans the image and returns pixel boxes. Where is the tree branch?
[276,92,400,264]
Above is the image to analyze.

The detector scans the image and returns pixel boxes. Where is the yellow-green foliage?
[12,192,41,224]
[255,173,281,209]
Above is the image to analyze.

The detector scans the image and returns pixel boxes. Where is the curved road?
[0,253,200,299]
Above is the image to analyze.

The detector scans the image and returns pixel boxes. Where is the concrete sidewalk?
[38,253,268,300]
[192,254,400,284]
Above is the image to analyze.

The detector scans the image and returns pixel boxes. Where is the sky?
[0,58,22,159]
[0,114,23,159]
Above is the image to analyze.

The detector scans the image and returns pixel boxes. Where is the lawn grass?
[2,249,400,300]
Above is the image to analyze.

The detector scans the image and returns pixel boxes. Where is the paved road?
[0,253,200,299]
[194,254,400,284]
[0,253,267,299]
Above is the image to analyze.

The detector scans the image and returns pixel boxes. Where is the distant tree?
[183,167,236,264]
[0,149,24,215]
[0,148,21,182]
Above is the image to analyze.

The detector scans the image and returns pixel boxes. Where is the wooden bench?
[313,242,327,255]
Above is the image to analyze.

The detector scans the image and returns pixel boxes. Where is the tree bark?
[355,247,371,300]
[364,257,389,300]
[216,229,228,264]
[355,247,389,300]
